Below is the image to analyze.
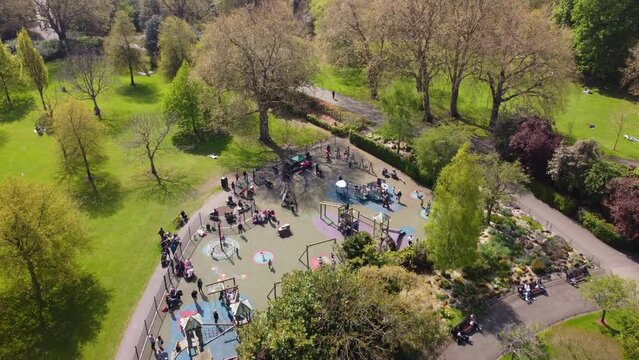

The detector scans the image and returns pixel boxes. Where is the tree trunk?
[37,88,47,111]
[91,97,102,120]
[450,78,462,118]
[25,258,46,330]
[422,79,433,123]
[258,105,272,144]
[149,156,161,184]
[79,146,98,195]
[192,121,200,142]
[485,202,494,225]
[601,309,607,324]
[614,133,620,151]
[415,70,424,93]
[1,77,12,107]
[367,67,379,100]
[489,95,501,130]
[128,61,135,86]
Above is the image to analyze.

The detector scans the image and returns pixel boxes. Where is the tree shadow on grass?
[72,172,126,217]
[0,96,36,123]
[0,272,110,359]
[114,82,160,104]
[171,132,232,156]
[133,170,195,202]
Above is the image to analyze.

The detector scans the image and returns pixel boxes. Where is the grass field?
[0,63,324,359]
[313,65,639,160]
[499,311,623,360]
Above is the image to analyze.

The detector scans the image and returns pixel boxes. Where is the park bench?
[518,280,547,303]
[451,315,481,345]
[566,266,590,286]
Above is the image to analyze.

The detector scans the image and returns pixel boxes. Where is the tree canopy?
[414,124,472,184]
[16,28,48,110]
[158,16,196,79]
[426,142,484,270]
[579,274,638,323]
[196,1,312,145]
[105,11,142,86]
[508,117,561,178]
[163,61,205,141]
[0,42,20,107]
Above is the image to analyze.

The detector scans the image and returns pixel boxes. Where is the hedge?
[579,210,623,245]
[349,132,433,187]
[528,179,577,216]
[306,114,349,137]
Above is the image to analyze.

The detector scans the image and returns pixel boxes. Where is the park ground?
[0,62,324,359]
[313,65,639,161]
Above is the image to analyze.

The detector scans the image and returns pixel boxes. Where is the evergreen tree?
[426,143,484,270]
[163,61,205,141]
[16,28,48,110]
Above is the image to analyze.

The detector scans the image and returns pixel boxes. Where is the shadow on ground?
[72,172,126,217]
[0,96,36,123]
[114,82,160,104]
[0,272,110,359]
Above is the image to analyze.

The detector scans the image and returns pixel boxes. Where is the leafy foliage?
[584,160,629,203]
[579,274,638,323]
[571,0,639,82]
[479,152,529,223]
[618,305,639,360]
[508,117,561,178]
[158,16,196,79]
[579,210,623,244]
[163,61,205,141]
[379,81,420,152]
[237,267,446,360]
[105,11,142,85]
[498,323,548,360]
[547,139,600,196]
[605,177,639,241]
[414,124,472,184]
[16,28,48,109]
[144,14,162,67]
[426,143,485,270]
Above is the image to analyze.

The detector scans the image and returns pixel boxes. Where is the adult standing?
[148,334,156,351]
[213,310,219,323]
[197,278,203,295]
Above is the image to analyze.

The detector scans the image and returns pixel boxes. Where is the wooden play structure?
[319,201,390,239]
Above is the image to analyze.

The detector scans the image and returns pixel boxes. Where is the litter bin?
[221,176,228,189]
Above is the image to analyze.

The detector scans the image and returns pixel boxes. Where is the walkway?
[516,194,639,282]
[440,280,597,360]
[298,85,385,128]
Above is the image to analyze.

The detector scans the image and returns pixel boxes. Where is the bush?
[34,39,64,61]
[508,117,561,178]
[530,258,548,274]
[413,124,472,184]
[341,232,374,260]
[395,241,432,272]
[529,179,577,216]
[349,132,433,187]
[579,210,623,245]
[305,114,349,137]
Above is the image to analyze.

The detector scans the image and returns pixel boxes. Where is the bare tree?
[498,323,548,360]
[105,11,143,87]
[442,0,489,118]
[160,0,213,21]
[613,107,627,151]
[127,113,174,184]
[196,1,312,145]
[318,0,391,100]
[477,2,573,129]
[622,43,639,96]
[63,51,112,119]
[388,0,445,122]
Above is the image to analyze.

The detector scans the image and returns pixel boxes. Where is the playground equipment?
[319,201,390,239]
[298,238,339,270]
[335,178,391,202]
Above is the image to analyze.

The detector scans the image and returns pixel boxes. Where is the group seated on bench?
[566,265,590,286]
[451,314,481,345]
[518,279,547,303]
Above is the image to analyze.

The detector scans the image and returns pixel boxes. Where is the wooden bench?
[453,315,481,336]
[566,266,590,286]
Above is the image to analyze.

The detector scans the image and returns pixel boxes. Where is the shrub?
[579,210,623,245]
[605,177,639,242]
[541,236,569,261]
[520,215,543,232]
[349,132,433,187]
[530,258,547,274]
[34,39,64,61]
[341,232,374,260]
[413,124,472,184]
[395,241,432,272]
[305,114,350,137]
[508,117,561,178]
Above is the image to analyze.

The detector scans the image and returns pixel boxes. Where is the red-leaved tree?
[606,177,639,241]
[508,117,561,178]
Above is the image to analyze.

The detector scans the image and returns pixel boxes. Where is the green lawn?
[0,64,324,359]
[499,311,623,360]
[314,65,639,160]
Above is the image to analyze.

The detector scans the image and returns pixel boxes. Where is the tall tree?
[163,61,205,141]
[479,152,529,224]
[579,274,638,324]
[196,1,312,144]
[0,0,35,41]
[160,0,212,21]
[618,305,639,360]
[16,28,48,110]
[62,51,113,119]
[572,0,639,83]
[238,267,445,359]
[0,43,20,107]
[478,2,573,129]
[144,15,162,69]
[0,178,88,332]
[379,82,420,153]
[584,161,629,203]
[127,112,173,183]
[442,0,488,118]
[105,11,142,86]
[158,16,196,79]
[52,99,106,194]
[498,324,548,360]
[319,0,391,100]
[426,143,484,270]
[389,0,445,121]
[622,43,639,96]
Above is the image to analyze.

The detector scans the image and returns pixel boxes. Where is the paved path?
[516,194,639,282]
[440,280,597,360]
[298,85,385,128]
